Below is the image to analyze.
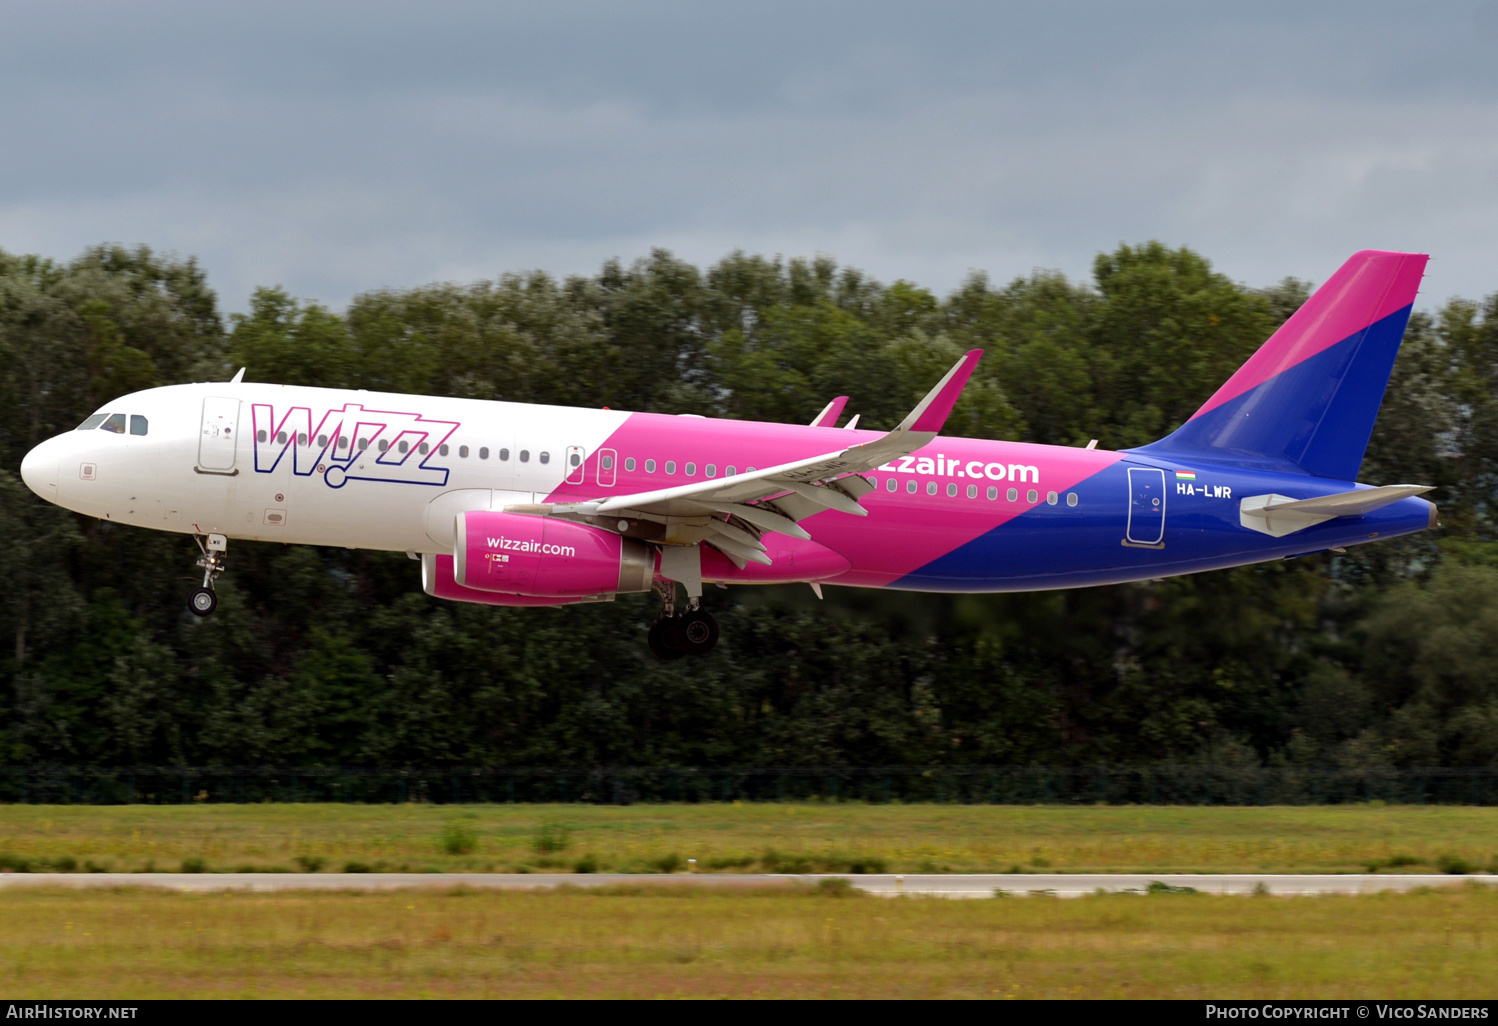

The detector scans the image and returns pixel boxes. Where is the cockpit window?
[130,415,148,436]
[100,414,127,434]
[76,414,107,431]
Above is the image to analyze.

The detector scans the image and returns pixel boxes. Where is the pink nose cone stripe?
[1190,250,1427,422]
[549,412,1125,588]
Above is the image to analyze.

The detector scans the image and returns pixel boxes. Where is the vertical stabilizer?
[1136,250,1427,480]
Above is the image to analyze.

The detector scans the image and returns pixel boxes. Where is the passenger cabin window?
[539,451,550,464]
[570,452,581,467]
[130,415,148,436]
[378,440,389,451]
[685,462,696,476]
[101,414,127,434]
[398,440,409,453]
[519,450,530,463]
[298,433,307,445]
[705,464,716,477]
[419,442,429,455]
[498,448,509,460]
[665,461,676,474]
[479,447,489,460]
[625,457,636,471]
[317,434,328,447]
[726,465,736,476]
[77,414,107,431]
[645,459,656,473]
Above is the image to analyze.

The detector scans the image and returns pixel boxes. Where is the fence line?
[3,766,1498,805]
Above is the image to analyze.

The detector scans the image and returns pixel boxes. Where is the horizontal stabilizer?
[1239,484,1433,537]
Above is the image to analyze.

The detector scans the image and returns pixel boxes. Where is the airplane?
[19,250,1437,659]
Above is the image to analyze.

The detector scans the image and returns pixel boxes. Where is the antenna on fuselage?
[229,367,246,384]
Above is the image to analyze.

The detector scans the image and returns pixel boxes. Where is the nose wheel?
[189,533,228,618]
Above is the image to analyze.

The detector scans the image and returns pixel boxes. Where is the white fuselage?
[20,382,627,554]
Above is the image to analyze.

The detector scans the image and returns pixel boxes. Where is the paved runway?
[1,872,1493,897]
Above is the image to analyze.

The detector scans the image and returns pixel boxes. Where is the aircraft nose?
[20,442,58,500]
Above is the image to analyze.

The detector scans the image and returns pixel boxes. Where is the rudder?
[1136,250,1427,480]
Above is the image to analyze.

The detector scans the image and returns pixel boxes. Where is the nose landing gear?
[647,580,719,659]
[188,533,227,617]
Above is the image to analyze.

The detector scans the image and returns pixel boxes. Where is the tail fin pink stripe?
[1190,250,1427,421]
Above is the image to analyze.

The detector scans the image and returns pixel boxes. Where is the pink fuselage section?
[545,412,1122,589]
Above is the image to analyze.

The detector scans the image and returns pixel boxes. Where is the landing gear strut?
[189,533,227,617]
[648,580,719,659]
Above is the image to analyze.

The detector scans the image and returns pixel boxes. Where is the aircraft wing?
[505,349,983,565]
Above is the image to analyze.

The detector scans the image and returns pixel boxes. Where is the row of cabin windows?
[602,459,1079,507]
[253,430,551,465]
[240,431,1074,507]
[77,413,148,436]
[619,457,751,477]
[868,476,1080,506]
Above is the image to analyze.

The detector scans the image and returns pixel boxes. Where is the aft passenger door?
[197,397,240,474]
[1125,467,1166,547]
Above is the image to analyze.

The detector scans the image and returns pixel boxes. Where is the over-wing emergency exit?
[20,251,1438,658]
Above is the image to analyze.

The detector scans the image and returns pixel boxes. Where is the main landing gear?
[648,580,719,659]
[188,533,227,617]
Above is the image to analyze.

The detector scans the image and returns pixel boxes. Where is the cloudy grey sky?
[3,0,1497,311]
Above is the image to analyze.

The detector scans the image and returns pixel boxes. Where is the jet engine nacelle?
[454,510,653,597]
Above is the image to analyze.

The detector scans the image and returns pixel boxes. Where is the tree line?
[1,241,1496,771]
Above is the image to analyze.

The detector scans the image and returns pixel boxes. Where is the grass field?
[2,803,1498,875]
[2,883,1496,998]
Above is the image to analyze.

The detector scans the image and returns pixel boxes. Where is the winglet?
[896,350,983,434]
[810,396,848,427]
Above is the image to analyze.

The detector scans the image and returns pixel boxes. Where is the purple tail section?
[1137,250,1428,481]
